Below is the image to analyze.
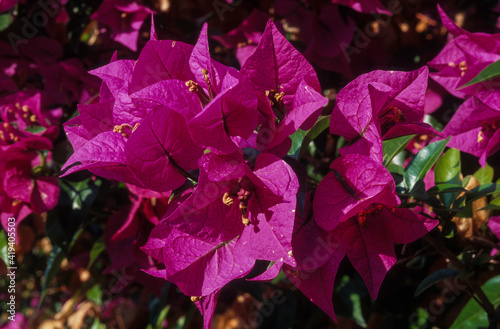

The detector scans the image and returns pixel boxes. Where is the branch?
[423,231,500,327]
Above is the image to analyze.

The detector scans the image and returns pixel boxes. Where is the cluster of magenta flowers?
[429,5,500,167]
[0,25,104,236]
[60,5,500,328]
[0,32,97,233]
[0,91,61,232]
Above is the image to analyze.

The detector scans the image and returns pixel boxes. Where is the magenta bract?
[314,154,400,231]
[142,152,298,302]
[313,154,438,299]
[330,67,437,162]
[428,5,500,98]
[241,20,327,155]
[125,106,203,192]
[442,91,500,166]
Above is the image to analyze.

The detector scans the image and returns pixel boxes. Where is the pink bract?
[442,91,500,167]
[428,5,500,98]
[313,154,400,231]
[330,67,438,162]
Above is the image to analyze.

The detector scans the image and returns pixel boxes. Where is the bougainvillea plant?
[58,10,500,329]
[2,1,500,328]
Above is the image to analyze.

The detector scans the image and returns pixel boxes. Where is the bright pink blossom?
[330,67,438,162]
[442,91,500,167]
[142,152,298,327]
[428,5,500,98]
[241,20,327,155]
[0,136,59,232]
[91,0,154,51]
[313,154,438,299]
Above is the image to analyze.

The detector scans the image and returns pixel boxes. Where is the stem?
[424,232,500,326]
[467,279,499,329]
[175,165,197,183]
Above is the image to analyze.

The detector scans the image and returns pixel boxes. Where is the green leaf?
[60,178,102,215]
[349,293,367,328]
[387,162,405,175]
[266,261,277,270]
[410,308,430,329]
[405,138,450,193]
[434,148,461,208]
[86,284,103,305]
[91,318,106,329]
[444,221,457,238]
[87,236,106,270]
[391,168,407,196]
[47,178,101,251]
[480,196,500,211]
[458,246,475,264]
[450,275,500,329]
[334,275,369,328]
[392,148,407,166]
[404,180,428,200]
[423,114,444,132]
[155,305,170,329]
[0,230,8,267]
[427,184,467,196]
[382,134,416,167]
[0,13,13,31]
[473,164,494,185]
[467,183,500,202]
[458,59,500,89]
[387,162,405,187]
[68,108,80,120]
[462,175,472,188]
[335,136,347,158]
[455,202,473,218]
[24,126,47,134]
[406,256,426,270]
[435,148,461,185]
[271,270,287,284]
[298,115,331,159]
[38,246,65,309]
[288,129,307,158]
[68,228,84,252]
[415,269,459,297]
[494,178,500,200]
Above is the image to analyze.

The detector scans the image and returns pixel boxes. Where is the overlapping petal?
[442,91,500,166]
[125,106,203,192]
[331,67,438,162]
[313,154,400,231]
